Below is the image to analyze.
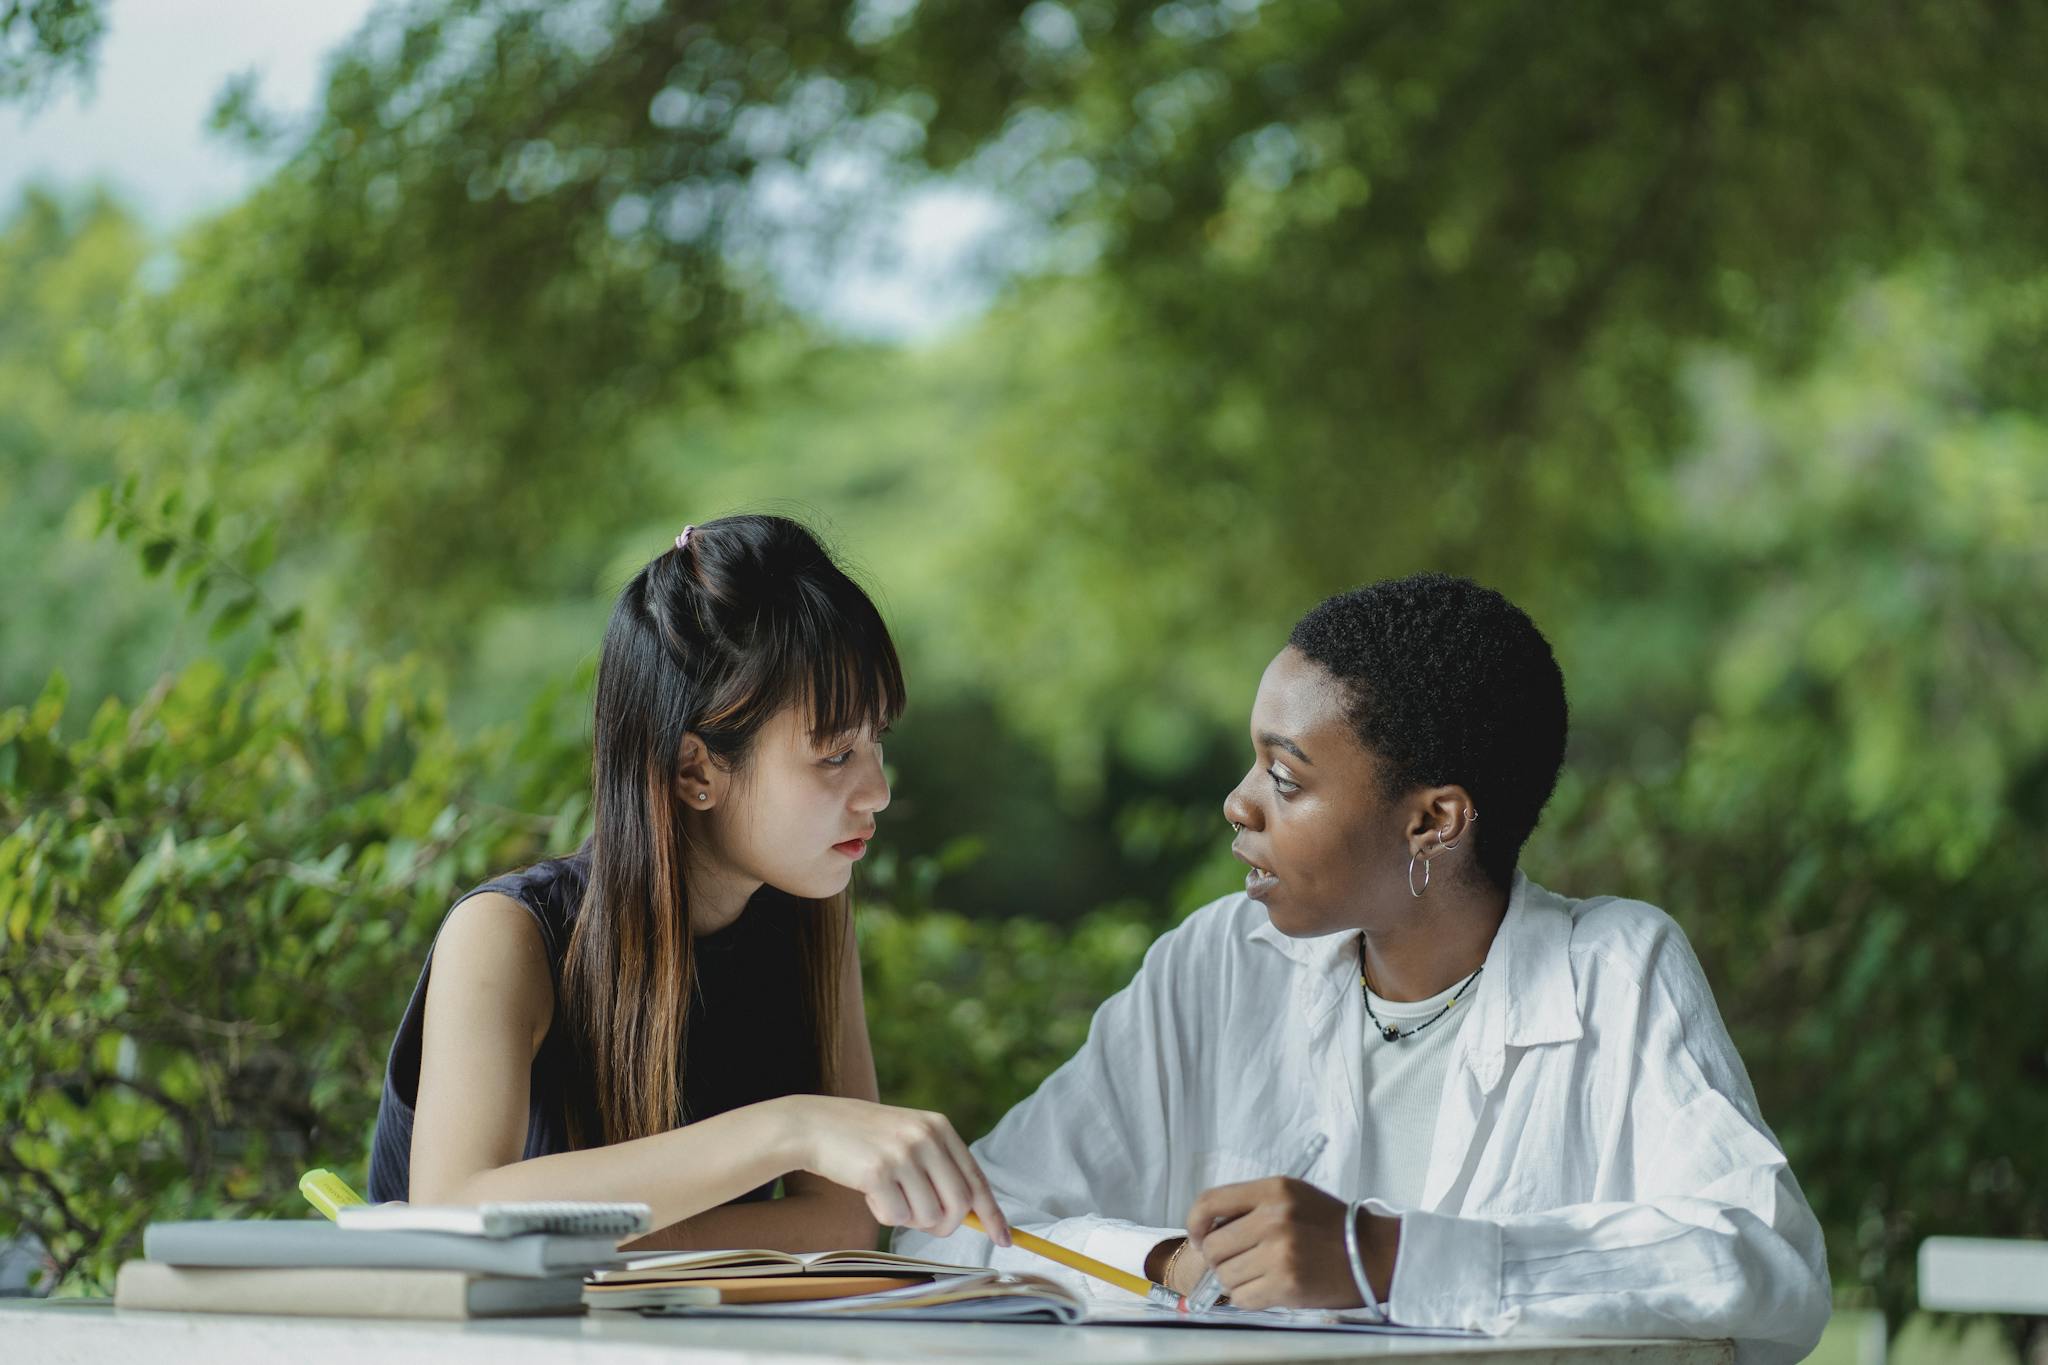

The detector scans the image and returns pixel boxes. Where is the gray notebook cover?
[143,1219,625,1278]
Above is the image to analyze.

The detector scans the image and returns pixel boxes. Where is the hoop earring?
[1439,808,1477,850]
[1408,851,1430,898]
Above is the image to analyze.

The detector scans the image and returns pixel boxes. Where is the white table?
[1918,1236,2048,1315]
[0,1300,1731,1365]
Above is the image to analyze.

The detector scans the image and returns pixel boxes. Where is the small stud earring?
[696,792,708,802]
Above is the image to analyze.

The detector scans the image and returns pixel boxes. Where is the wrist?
[1360,1210,1400,1304]
[756,1094,812,1174]
[1144,1236,1184,1285]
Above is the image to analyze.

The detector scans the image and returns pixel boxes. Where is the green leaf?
[243,524,279,577]
[210,594,259,641]
[114,832,176,926]
[139,539,176,576]
[31,671,69,732]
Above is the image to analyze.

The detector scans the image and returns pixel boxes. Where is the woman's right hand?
[778,1095,1012,1246]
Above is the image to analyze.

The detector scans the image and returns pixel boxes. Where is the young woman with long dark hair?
[366,514,1011,1252]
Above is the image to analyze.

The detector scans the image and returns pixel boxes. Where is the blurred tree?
[1525,274,2048,1328]
[0,0,104,102]
[868,0,2048,773]
[144,0,933,651]
[0,191,194,713]
[0,514,592,1289]
[87,0,2048,769]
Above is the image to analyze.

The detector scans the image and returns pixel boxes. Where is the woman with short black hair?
[901,573,1829,1364]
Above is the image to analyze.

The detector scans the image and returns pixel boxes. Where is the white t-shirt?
[1358,967,1479,1208]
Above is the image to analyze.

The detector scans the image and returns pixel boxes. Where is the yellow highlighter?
[298,1168,367,1221]
[964,1212,1178,1307]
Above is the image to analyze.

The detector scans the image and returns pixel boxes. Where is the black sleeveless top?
[366,843,822,1203]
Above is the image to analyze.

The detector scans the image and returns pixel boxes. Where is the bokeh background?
[3,2,2044,1358]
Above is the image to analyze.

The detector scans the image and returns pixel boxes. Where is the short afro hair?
[1288,573,1568,890]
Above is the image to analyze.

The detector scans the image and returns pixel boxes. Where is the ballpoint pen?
[1183,1132,1330,1313]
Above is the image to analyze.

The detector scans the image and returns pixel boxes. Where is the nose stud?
[1230,821,1243,833]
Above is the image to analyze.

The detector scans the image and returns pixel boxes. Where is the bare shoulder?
[428,891,554,1049]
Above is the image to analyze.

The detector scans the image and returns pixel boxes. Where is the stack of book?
[583,1246,1086,1323]
[115,1201,649,1320]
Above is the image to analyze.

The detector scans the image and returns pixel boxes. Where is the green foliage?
[0,191,192,715]
[860,843,1157,1144]
[4,0,2045,1341]
[0,604,586,1291]
[1522,277,2048,1319]
[93,475,301,643]
[866,0,2048,751]
[139,0,930,652]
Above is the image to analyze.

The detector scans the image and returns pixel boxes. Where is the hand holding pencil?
[787,1096,1013,1245]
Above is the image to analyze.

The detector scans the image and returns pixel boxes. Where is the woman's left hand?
[1184,1177,1393,1311]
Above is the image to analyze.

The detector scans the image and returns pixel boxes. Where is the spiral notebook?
[337,1201,651,1239]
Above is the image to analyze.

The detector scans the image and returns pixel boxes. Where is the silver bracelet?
[1344,1199,1387,1323]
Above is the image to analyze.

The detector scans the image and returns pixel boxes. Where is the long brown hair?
[562,514,905,1148]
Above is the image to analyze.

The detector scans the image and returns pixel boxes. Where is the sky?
[0,0,377,228]
[0,0,1005,340]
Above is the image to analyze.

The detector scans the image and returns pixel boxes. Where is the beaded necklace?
[1358,934,1483,1043]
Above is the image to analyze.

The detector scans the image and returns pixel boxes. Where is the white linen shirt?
[895,873,1831,1364]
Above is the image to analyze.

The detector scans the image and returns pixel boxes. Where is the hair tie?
[674,524,696,553]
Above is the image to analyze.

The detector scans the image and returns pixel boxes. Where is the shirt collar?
[1467,871,1582,1087]
[1244,869,1583,1089]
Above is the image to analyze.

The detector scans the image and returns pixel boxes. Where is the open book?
[581,1247,1477,1333]
[591,1269,1085,1323]
[586,1246,980,1287]
[583,1247,1082,1322]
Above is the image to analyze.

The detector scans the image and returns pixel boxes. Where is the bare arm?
[408,893,811,1229]
[410,895,994,1252]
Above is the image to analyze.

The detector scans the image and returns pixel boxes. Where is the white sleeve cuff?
[1364,1199,1508,1332]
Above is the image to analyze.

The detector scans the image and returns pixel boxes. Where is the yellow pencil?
[963,1212,1156,1299]
[298,1168,367,1221]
